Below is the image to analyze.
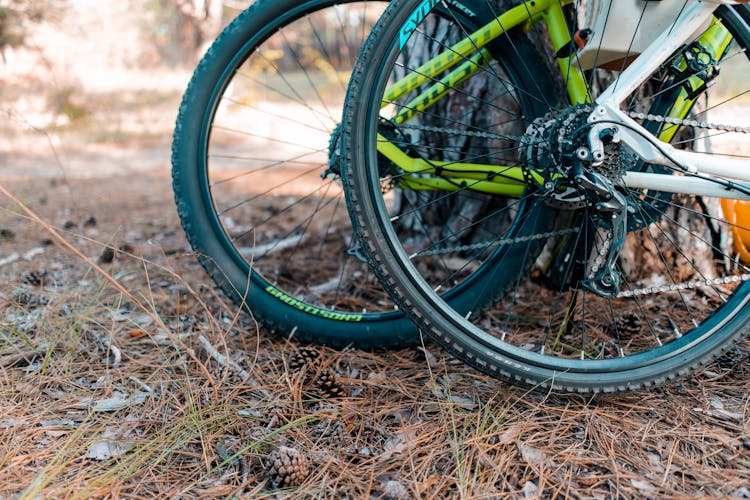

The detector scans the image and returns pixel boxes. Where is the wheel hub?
[521,105,636,208]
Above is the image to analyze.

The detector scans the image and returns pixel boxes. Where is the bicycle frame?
[591,1,749,198]
[377,0,750,200]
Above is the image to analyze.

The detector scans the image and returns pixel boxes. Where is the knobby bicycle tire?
[172,0,411,348]
[343,0,750,392]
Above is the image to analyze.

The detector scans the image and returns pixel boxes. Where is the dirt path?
[0,146,749,497]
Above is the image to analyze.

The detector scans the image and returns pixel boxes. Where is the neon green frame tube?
[383,0,556,105]
[377,0,584,195]
[392,49,492,124]
[374,0,732,197]
[658,20,734,142]
[399,175,526,196]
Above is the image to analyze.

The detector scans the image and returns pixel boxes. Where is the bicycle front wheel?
[343,0,750,392]
[172,0,412,348]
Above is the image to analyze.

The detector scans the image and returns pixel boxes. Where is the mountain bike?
[171,0,554,348]
[342,0,750,392]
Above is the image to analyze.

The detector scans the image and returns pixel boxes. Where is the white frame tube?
[589,1,750,199]
[623,171,750,200]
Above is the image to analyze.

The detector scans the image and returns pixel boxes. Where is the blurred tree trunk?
[176,0,222,50]
[157,0,222,65]
[394,0,564,248]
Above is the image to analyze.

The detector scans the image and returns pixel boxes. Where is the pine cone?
[316,368,346,399]
[266,445,310,488]
[289,346,320,374]
[618,312,641,335]
[98,246,116,264]
[11,289,49,307]
[22,270,49,287]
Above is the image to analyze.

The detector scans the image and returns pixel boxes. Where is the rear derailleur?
[574,170,628,299]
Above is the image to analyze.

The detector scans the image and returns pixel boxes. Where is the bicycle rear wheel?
[343,0,750,392]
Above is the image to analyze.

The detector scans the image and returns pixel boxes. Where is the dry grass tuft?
[1,175,749,498]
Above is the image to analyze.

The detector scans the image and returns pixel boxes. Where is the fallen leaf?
[449,394,478,410]
[131,313,154,328]
[516,440,545,466]
[1,417,28,429]
[381,480,408,500]
[379,429,416,461]
[93,391,148,412]
[496,424,521,445]
[367,371,387,383]
[414,475,441,496]
[693,403,744,421]
[630,478,656,491]
[523,480,538,498]
[41,419,78,437]
[88,439,133,460]
[128,329,150,339]
[577,476,602,487]
[111,309,132,321]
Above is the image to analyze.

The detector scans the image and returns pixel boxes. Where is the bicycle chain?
[397,123,525,142]
[627,111,750,134]
[396,112,749,296]
[618,273,750,298]
[411,227,580,258]
[587,232,613,280]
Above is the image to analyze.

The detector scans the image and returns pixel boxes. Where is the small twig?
[89,330,122,365]
[128,376,153,393]
[240,233,309,259]
[0,342,51,368]
[240,456,250,485]
[198,335,271,399]
[308,276,342,296]
[0,252,19,267]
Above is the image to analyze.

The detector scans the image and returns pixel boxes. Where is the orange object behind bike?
[721,199,750,264]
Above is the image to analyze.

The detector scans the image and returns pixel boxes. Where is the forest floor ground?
[1,69,749,499]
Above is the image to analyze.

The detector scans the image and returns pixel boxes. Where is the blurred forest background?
[0,0,234,179]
